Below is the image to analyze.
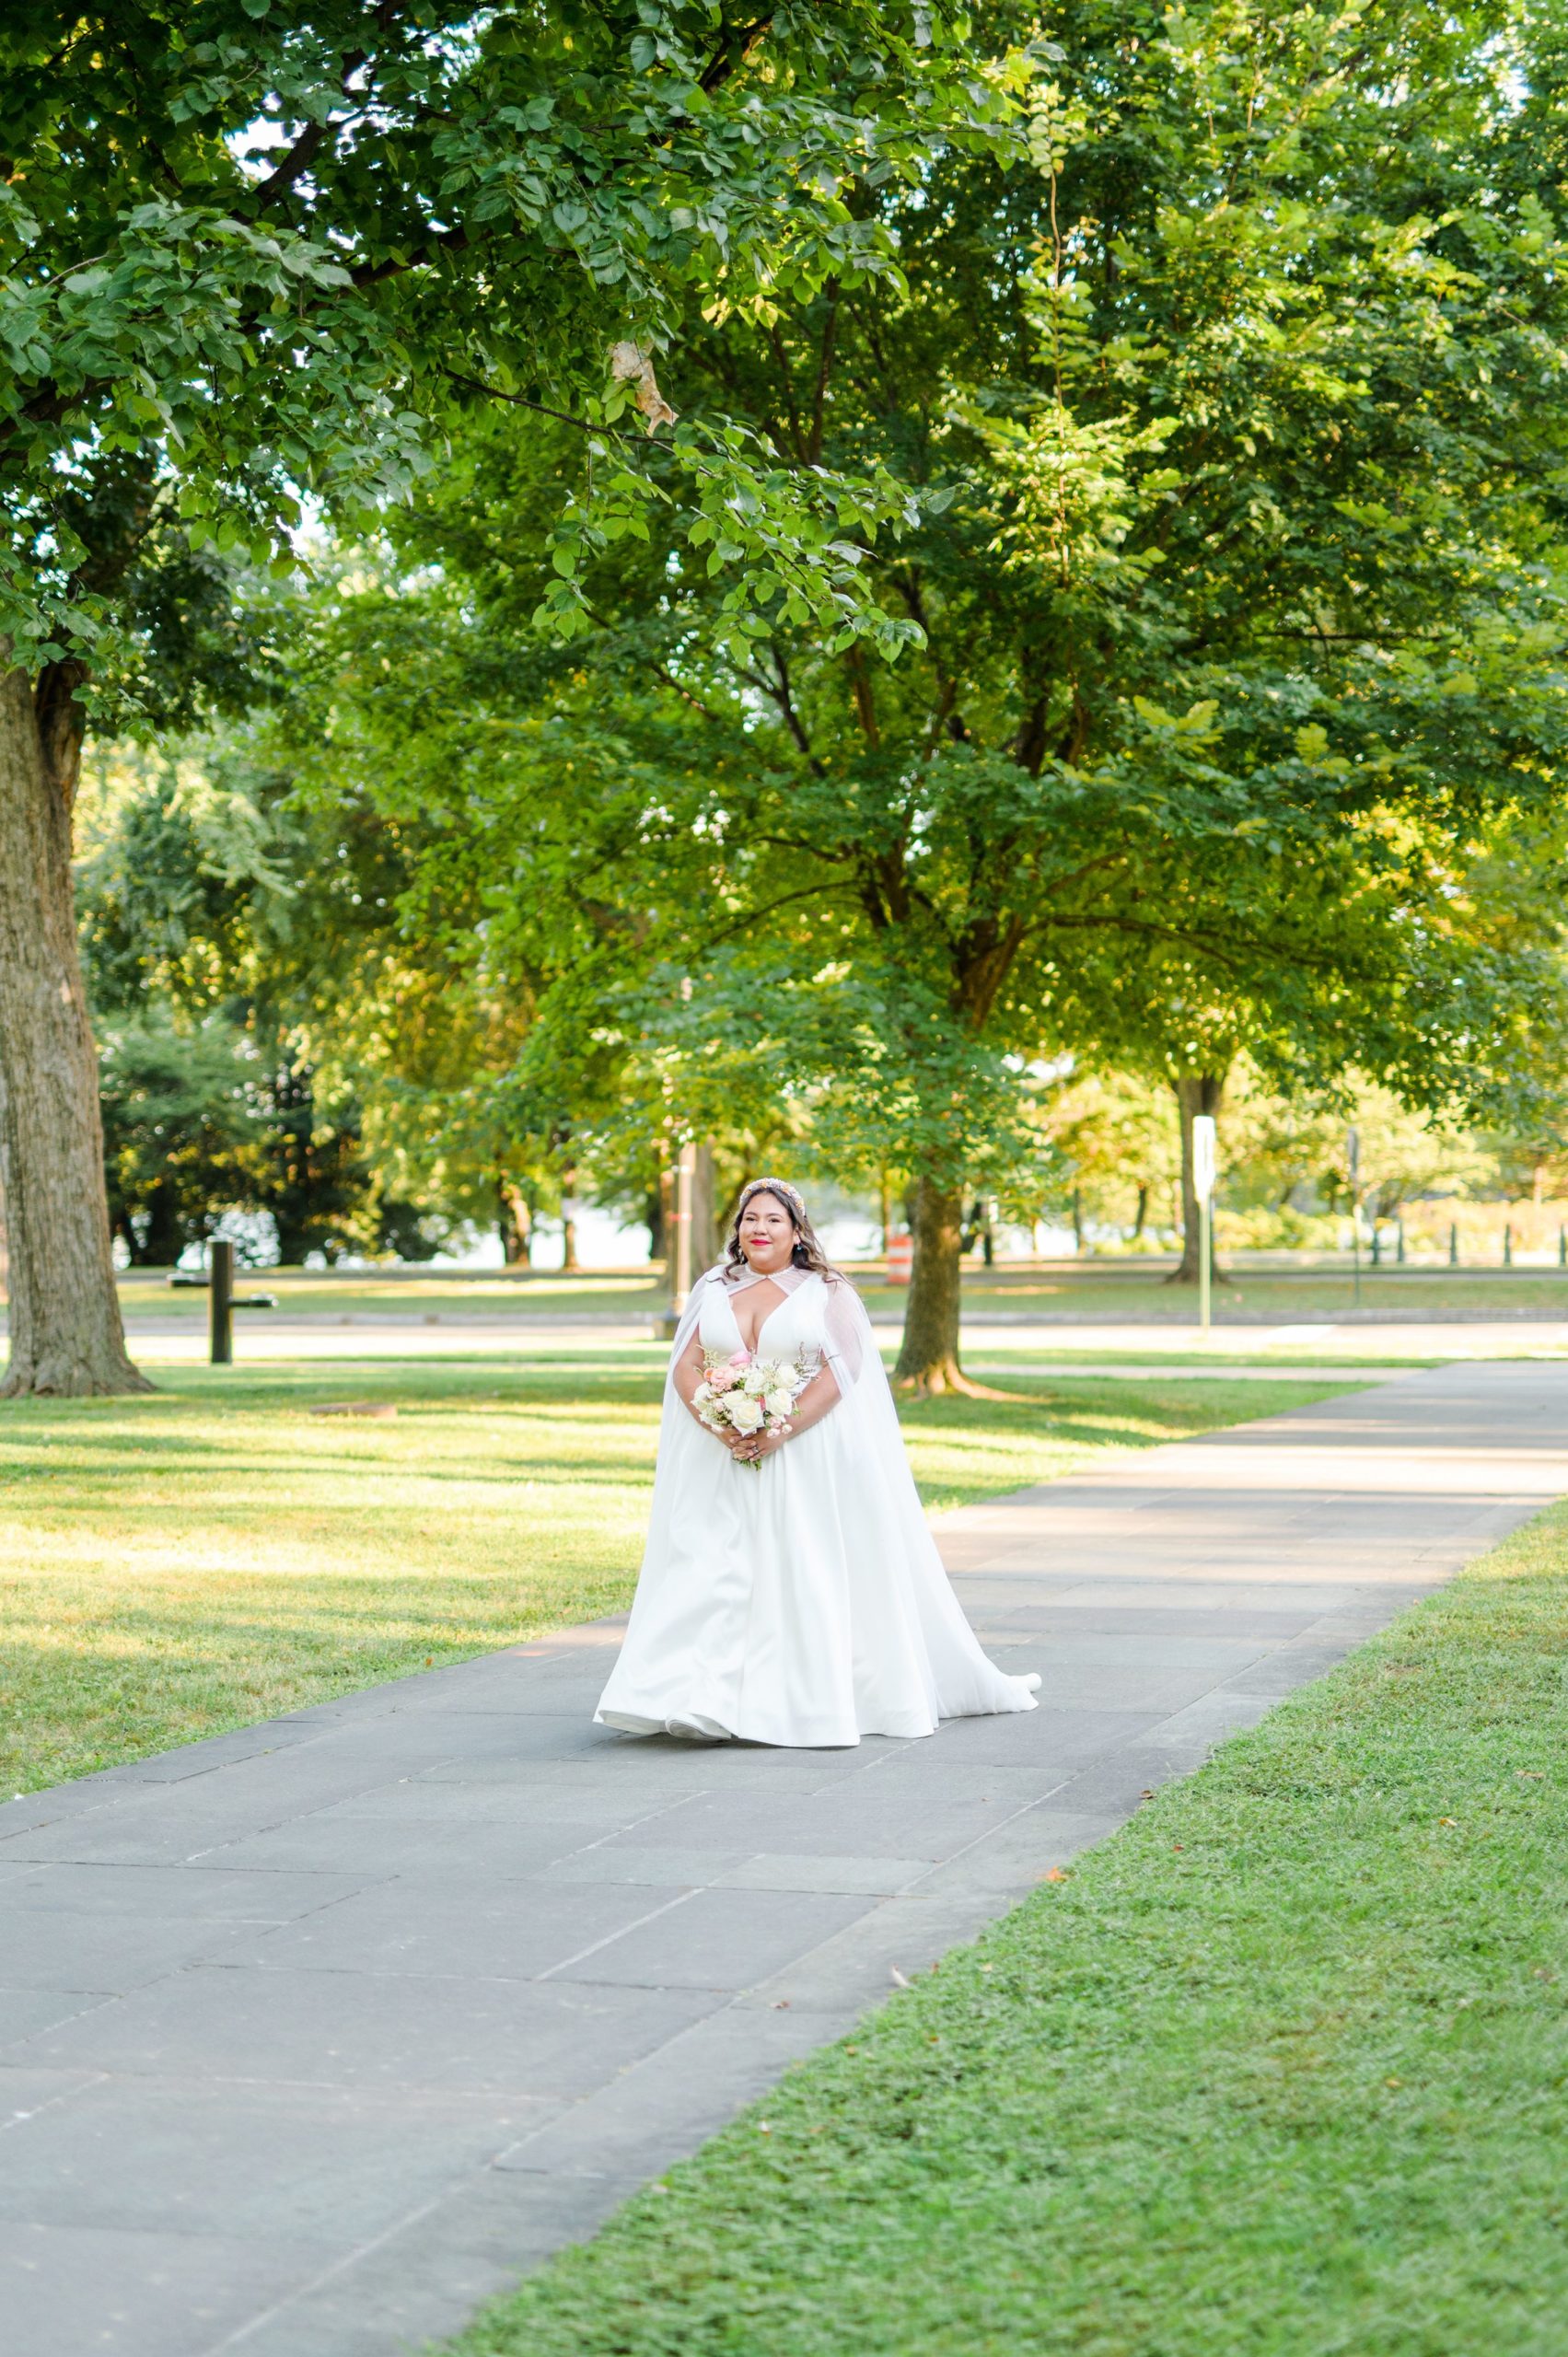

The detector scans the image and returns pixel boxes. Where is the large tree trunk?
[116,1177,181,1269]
[560,1160,582,1272]
[140,1178,184,1268]
[498,1178,532,1267]
[690,1142,718,1270]
[892,1176,969,1393]
[0,659,148,1394]
[1166,1069,1229,1286]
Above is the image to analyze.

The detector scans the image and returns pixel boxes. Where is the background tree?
[50,0,1568,1385]
[1,1,1009,1390]
[1039,1069,1181,1247]
[98,1013,261,1268]
[0,457,273,1387]
[79,721,447,1263]
[312,0,1568,1387]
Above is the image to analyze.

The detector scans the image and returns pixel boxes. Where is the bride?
[595,1178,1040,1747]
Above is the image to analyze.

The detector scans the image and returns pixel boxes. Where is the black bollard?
[210,1239,234,1364]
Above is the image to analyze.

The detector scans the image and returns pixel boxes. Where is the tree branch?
[352,222,471,288]
[250,107,342,212]
[889,566,968,747]
[734,646,826,774]
[443,369,640,446]
[699,875,855,948]
[807,281,840,466]
[699,15,775,96]
[766,321,807,460]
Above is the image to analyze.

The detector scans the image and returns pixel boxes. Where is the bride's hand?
[737,1422,789,1463]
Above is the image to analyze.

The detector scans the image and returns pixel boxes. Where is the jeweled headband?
[739,1176,806,1220]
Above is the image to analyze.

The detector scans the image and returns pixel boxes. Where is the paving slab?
[0,2221,341,2357]
[3,1358,1566,2356]
[18,1968,716,2099]
[0,2078,553,2243]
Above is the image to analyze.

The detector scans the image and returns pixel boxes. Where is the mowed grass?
[897,1267,1568,1319]
[0,1358,1351,1794]
[113,1269,668,1323]
[444,1504,1568,2357]
[110,1261,1568,1327]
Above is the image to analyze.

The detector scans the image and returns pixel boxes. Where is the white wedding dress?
[595,1262,1040,1746]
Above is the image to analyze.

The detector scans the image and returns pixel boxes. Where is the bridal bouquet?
[692,1349,809,1468]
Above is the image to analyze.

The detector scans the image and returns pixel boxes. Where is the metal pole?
[671,1140,696,1317]
[209,1238,234,1365]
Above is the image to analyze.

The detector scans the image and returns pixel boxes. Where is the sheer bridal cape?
[594,1261,1040,1747]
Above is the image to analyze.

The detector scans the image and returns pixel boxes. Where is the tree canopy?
[216,0,1568,1378]
[1,1,1023,675]
[10,0,1568,1391]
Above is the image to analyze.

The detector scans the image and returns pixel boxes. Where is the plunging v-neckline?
[726,1277,796,1355]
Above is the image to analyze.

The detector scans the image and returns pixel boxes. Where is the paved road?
[3,1362,1566,2357]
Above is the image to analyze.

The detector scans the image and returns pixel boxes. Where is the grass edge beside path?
[440,1502,1568,2357]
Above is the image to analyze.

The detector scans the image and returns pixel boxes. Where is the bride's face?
[738,1190,796,1273]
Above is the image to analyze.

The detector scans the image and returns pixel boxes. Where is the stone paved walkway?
[4,1361,1567,2357]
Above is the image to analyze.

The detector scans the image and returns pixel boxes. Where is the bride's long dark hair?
[723,1178,839,1282]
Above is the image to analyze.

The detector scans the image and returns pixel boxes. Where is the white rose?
[764,1389,795,1420]
[692,1381,713,1406]
[772,1362,801,1389]
[728,1394,764,1433]
[741,1366,769,1396]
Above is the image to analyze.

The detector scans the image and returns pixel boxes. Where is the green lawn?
[868,1267,1568,1319]
[444,1504,1568,2357]
[112,1269,668,1323]
[0,1358,1351,1796]
[104,1260,1568,1333]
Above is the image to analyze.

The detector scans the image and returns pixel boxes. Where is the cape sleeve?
[664,1264,726,1382]
[820,1273,868,1390]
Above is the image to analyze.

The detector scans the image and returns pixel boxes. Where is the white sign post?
[1192,1114,1217,1333]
